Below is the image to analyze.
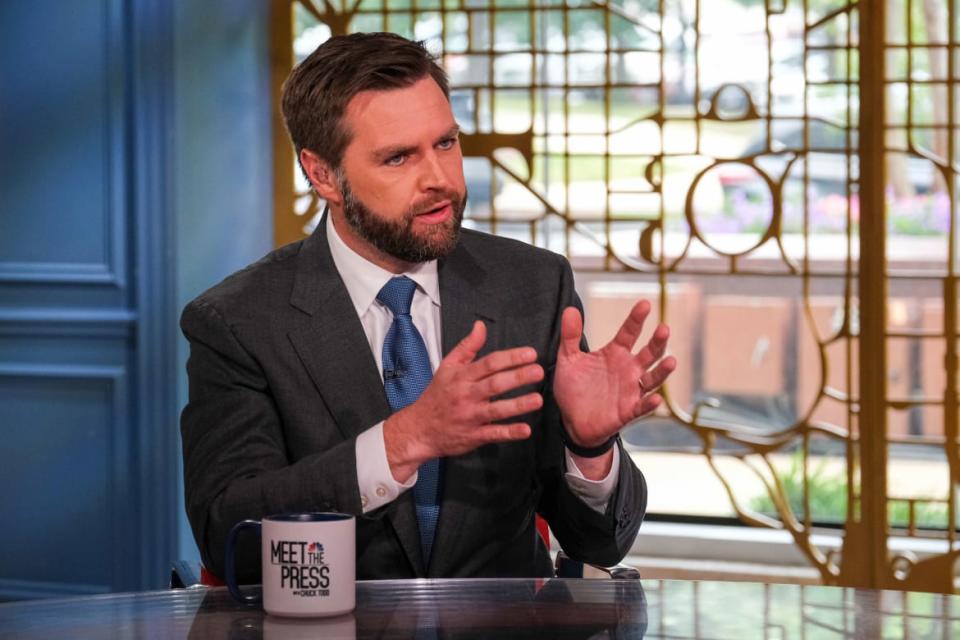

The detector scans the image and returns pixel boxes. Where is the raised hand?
[553,300,676,449]
[384,320,544,482]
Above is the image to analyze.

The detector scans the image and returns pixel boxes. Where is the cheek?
[444,155,466,190]
[351,174,411,211]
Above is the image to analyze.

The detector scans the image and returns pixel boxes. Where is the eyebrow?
[370,125,461,163]
[438,125,461,142]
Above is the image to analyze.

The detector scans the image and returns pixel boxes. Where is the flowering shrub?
[682,183,950,236]
[887,189,951,236]
[782,191,858,235]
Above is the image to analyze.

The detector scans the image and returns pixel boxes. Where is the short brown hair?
[281,32,450,171]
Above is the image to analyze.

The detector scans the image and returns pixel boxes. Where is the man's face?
[332,76,467,270]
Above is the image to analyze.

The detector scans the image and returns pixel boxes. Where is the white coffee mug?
[225,512,356,618]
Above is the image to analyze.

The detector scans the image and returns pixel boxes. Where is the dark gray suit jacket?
[180,220,647,582]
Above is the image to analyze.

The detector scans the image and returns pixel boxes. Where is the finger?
[609,300,652,351]
[559,307,584,357]
[636,323,670,369]
[480,363,544,398]
[482,392,544,423]
[631,393,662,419]
[469,346,539,381]
[639,356,676,393]
[444,320,487,366]
[475,422,532,445]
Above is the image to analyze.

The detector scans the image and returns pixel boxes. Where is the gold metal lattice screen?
[271,0,960,593]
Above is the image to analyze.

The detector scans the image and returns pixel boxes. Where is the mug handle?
[224,519,262,604]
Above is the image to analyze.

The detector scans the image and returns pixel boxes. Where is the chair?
[554,551,640,579]
[170,560,223,589]
[538,515,640,580]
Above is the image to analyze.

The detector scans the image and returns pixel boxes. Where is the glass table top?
[0,578,957,639]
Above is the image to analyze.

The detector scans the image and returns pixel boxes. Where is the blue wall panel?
[0,0,274,597]
[0,0,125,285]
[0,367,125,599]
[0,0,178,598]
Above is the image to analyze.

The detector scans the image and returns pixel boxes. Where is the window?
[273,0,960,592]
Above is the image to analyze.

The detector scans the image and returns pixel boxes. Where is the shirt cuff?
[355,421,417,513]
[564,445,621,514]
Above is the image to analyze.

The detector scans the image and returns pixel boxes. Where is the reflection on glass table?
[2,578,959,639]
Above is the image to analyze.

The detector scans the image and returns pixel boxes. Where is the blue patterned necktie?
[377,276,441,565]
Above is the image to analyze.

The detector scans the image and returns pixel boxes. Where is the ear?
[300,149,342,205]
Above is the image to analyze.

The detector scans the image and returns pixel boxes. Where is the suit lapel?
[429,240,501,577]
[287,217,391,441]
[286,217,426,575]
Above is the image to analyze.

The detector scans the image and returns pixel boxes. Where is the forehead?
[342,76,456,155]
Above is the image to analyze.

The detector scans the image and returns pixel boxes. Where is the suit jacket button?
[361,495,369,508]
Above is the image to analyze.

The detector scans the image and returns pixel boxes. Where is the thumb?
[559,307,584,358]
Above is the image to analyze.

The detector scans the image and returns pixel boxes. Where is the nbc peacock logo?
[307,542,325,566]
[271,539,331,595]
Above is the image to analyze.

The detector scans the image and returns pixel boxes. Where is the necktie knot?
[377,276,417,317]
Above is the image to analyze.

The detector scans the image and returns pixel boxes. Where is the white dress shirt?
[325,214,619,515]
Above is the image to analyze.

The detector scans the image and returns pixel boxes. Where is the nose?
[418,150,453,192]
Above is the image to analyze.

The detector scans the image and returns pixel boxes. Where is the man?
[181,32,676,582]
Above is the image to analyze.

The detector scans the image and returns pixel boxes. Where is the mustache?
[410,191,463,216]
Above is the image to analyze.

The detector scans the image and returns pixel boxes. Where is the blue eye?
[437,138,456,150]
[385,154,406,166]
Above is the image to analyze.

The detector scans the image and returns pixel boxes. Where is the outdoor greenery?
[750,452,951,529]
[749,452,849,524]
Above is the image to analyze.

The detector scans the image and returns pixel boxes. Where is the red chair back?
[536,514,550,549]
[200,566,225,587]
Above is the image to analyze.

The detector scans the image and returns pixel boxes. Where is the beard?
[338,175,466,264]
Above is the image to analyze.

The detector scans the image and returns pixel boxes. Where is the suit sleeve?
[180,298,364,582]
[534,256,648,568]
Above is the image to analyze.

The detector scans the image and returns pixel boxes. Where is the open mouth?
[415,201,452,222]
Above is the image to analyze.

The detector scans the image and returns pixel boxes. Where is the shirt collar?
[326,212,440,318]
